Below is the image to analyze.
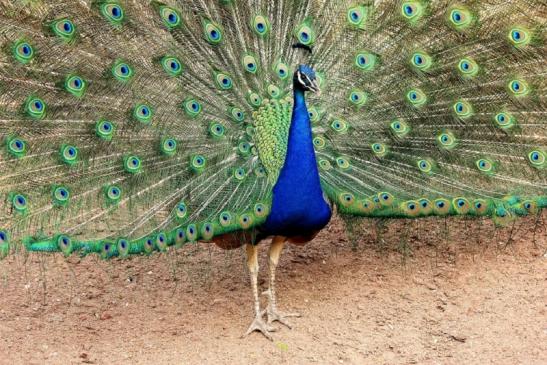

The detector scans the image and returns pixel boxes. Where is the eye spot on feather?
[406,88,426,107]
[453,100,473,119]
[476,158,495,174]
[437,131,457,150]
[254,203,268,218]
[105,185,122,204]
[527,150,545,168]
[112,60,134,82]
[417,159,433,174]
[53,186,70,206]
[124,155,142,174]
[453,198,470,214]
[401,1,425,24]
[0,231,7,245]
[349,89,367,107]
[65,75,87,97]
[174,201,188,220]
[508,27,530,47]
[242,54,258,73]
[190,154,207,173]
[159,6,181,29]
[214,72,233,90]
[313,136,326,150]
[57,235,73,255]
[95,120,115,141]
[448,6,473,30]
[355,52,377,71]
[12,193,28,213]
[161,56,183,77]
[203,20,223,44]
[25,96,47,120]
[7,137,27,158]
[336,157,351,170]
[161,138,177,156]
[371,143,388,157]
[457,57,479,78]
[347,6,368,29]
[508,79,529,97]
[318,159,332,170]
[330,119,348,133]
[101,2,124,25]
[230,107,245,122]
[434,198,451,215]
[208,122,226,139]
[133,103,153,124]
[410,51,432,71]
[339,193,355,207]
[13,40,35,64]
[274,61,289,80]
[246,91,262,108]
[52,18,76,42]
[252,15,270,36]
[183,98,202,117]
[60,145,78,165]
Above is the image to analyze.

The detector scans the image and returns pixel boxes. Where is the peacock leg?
[263,236,301,328]
[243,243,275,340]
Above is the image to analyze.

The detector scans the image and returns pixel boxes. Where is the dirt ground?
[0,214,545,365]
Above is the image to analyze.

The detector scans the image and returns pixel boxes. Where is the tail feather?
[0,0,545,258]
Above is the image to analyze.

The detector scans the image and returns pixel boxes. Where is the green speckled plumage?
[0,0,545,259]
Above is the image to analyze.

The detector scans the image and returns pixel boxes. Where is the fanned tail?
[0,0,545,259]
[308,0,546,222]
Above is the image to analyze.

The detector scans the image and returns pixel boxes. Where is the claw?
[243,315,276,341]
[265,306,301,328]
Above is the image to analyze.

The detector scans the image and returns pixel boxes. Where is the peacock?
[0,0,545,340]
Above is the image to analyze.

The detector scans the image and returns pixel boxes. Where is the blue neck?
[261,87,331,236]
[287,88,317,170]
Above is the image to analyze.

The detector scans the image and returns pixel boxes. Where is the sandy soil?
[0,214,546,365]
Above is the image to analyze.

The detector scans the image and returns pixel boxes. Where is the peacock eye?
[161,56,183,77]
[497,114,505,123]
[215,72,233,90]
[509,27,531,47]
[111,6,121,18]
[21,44,31,55]
[448,6,473,30]
[401,2,424,22]
[101,3,124,24]
[252,15,270,36]
[508,79,529,97]
[513,30,521,40]
[159,6,181,28]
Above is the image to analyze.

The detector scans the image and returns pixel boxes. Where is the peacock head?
[294,64,320,94]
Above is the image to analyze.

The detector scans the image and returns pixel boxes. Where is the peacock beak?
[310,79,321,95]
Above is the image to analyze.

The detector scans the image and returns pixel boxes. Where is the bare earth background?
[0,214,546,365]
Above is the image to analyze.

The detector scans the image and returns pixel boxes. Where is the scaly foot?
[262,289,301,328]
[243,315,276,341]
